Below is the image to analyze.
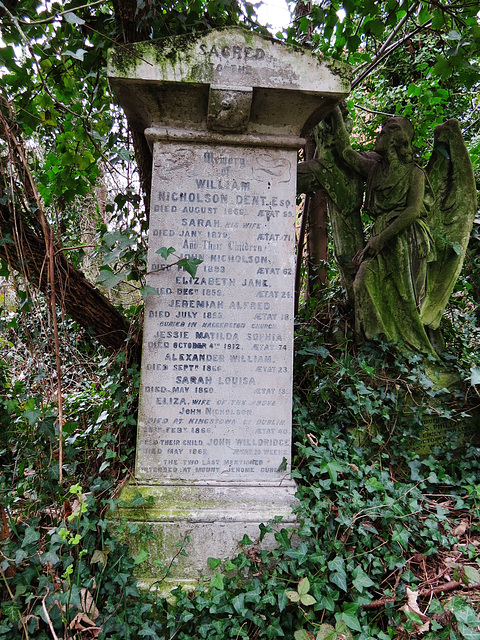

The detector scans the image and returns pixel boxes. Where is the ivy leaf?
[232,593,248,615]
[0,234,13,246]
[352,565,375,592]
[0,258,9,277]
[418,5,431,25]
[298,577,311,596]
[300,593,317,606]
[438,234,461,255]
[318,594,335,612]
[463,565,480,585]
[91,549,110,566]
[180,610,195,623]
[321,460,344,483]
[457,623,480,639]
[96,268,125,290]
[41,551,60,566]
[15,549,27,564]
[286,590,300,603]
[286,542,309,564]
[446,30,462,41]
[471,367,480,385]
[336,610,362,633]
[210,572,224,590]
[334,619,354,638]
[156,246,176,259]
[133,549,149,565]
[224,559,236,571]
[315,625,336,640]
[278,590,288,612]
[208,557,222,570]
[328,556,347,592]
[22,527,40,548]
[139,627,162,638]
[140,285,159,299]
[128,492,146,507]
[294,631,312,640]
[23,409,42,426]
[391,526,410,549]
[265,618,284,638]
[177,257,202,278]
[2,604,22,624]
[63,49,88,61]
[448,596,480,628]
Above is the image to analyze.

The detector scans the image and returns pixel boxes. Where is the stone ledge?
[115,481,298,587]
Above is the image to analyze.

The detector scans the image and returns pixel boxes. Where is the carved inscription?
[417,415,480,454]
[137,144,296,481]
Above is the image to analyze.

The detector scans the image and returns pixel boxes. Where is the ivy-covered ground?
[1,292,480,640]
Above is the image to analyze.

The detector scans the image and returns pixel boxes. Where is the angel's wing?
[420,119,477,330]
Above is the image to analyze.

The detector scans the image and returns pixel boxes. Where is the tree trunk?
[0,201,142,361]
[307,189,329,295]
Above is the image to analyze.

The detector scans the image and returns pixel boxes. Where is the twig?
[49,229,63,486]
[54,244,97,256]
[295,193,310,316]
[42,591,60,640]
[5,3,153,67]
[352,9,432,90]
[353,104,395,118]
[17,0,106,24]
[1,565,30,638]
[362,580,480,610]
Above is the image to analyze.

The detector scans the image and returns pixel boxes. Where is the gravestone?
[108,27,350,588]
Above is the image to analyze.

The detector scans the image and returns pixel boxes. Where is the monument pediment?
[107,27,351,138]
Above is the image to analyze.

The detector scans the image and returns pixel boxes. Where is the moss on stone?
[117,483,224,521]
[107,46,141,75]
[108,26,351,90]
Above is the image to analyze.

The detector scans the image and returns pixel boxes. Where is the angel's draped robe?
[353,160,437,356]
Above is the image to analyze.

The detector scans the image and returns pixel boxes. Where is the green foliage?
[2,249,480,640]
[3,291,480,640]
[0,2,479,640]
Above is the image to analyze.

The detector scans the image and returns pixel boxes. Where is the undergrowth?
[1,291,480,638]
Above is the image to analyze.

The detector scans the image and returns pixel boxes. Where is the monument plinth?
[108,27,350,587]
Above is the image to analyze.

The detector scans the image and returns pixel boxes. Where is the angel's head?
[375,117,414,164]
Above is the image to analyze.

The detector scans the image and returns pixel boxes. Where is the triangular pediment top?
[108,27,351,94]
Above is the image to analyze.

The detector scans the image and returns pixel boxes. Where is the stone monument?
[108,27,350,588]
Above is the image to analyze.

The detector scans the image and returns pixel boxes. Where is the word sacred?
[199,44,266,61]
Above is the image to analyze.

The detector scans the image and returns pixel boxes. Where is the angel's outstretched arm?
[329,107,377,178]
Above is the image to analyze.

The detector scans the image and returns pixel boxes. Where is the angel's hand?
[353,234,385,266]
[364,234,385,258]
[353,248,366,268]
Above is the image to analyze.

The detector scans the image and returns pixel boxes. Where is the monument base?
[116,481,298,591]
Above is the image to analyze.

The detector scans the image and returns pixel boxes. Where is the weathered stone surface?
[417,414,480,455]
[107,27,351,139]
[118,483,296,590]
[138,143,296,485]
[108,27,350,586]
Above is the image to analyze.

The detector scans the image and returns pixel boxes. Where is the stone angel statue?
[297,107,477,357]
